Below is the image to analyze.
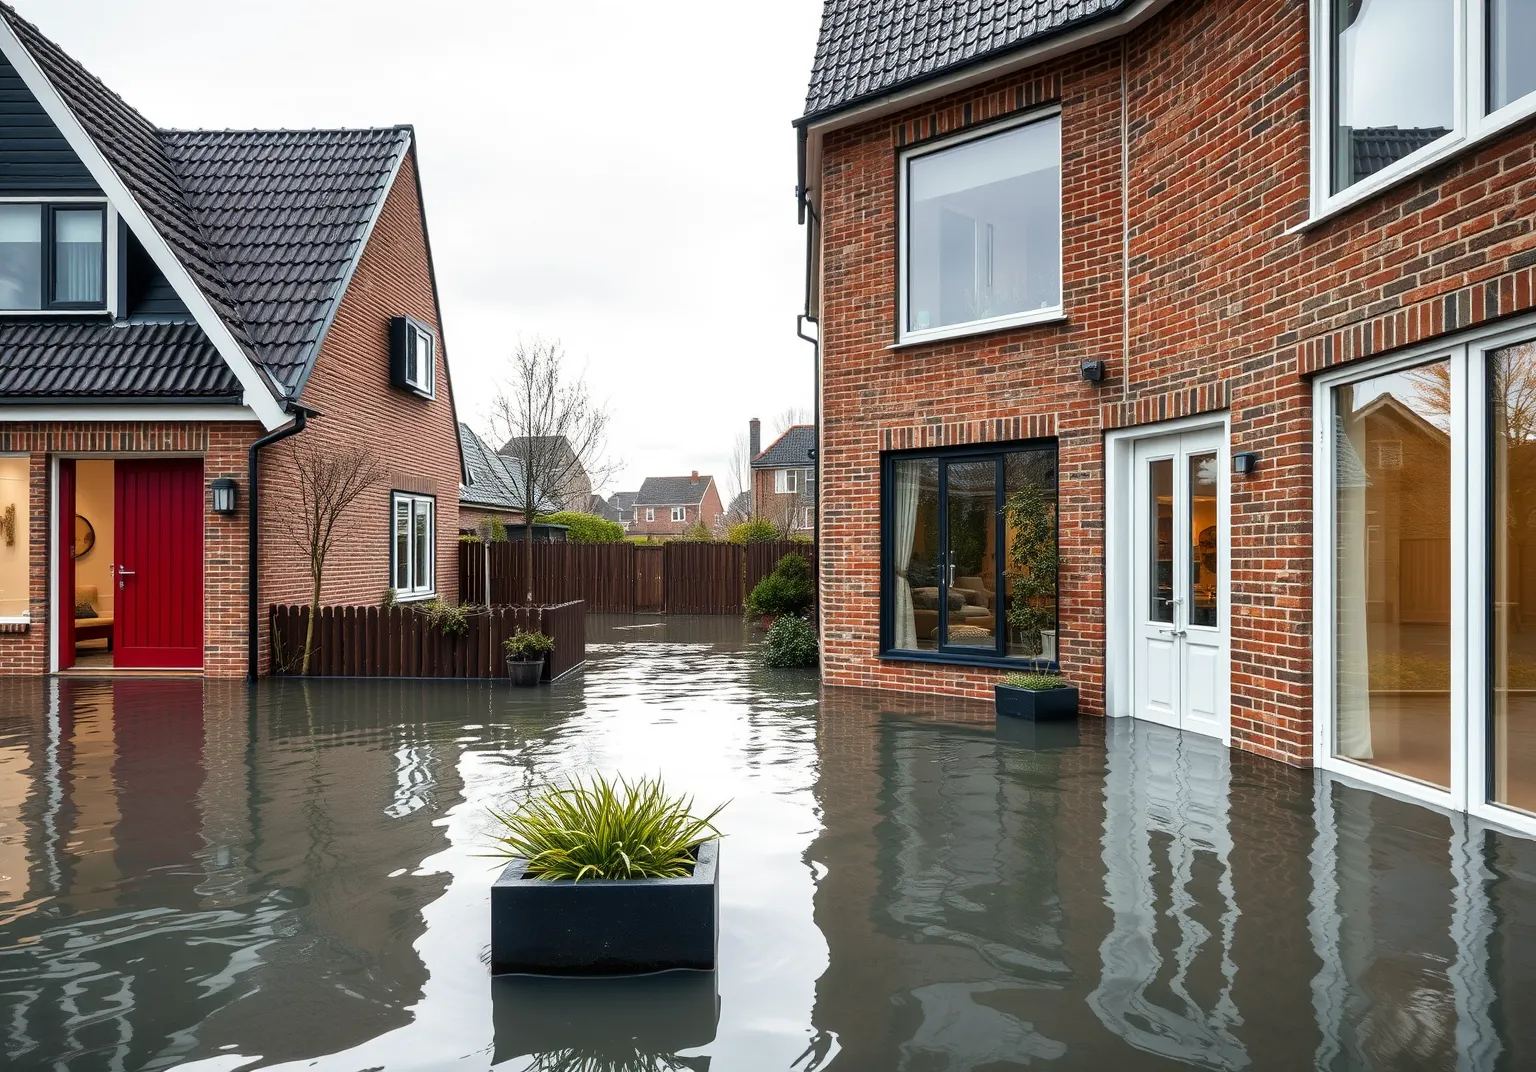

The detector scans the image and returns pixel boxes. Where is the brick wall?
[258,147,461,621]
[627,481,725,538]
[751,468,814,531]
[813,0,1536,765]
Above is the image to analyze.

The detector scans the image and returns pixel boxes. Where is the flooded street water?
[2,615,1535,1070]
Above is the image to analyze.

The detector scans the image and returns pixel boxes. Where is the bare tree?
[773,406,812,435]
[489,337,618,603]
[276,439,387,673]
[724,430,751,515]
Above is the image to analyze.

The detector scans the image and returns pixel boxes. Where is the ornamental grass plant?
[487,774,725,881]
[1002,671,1068,691]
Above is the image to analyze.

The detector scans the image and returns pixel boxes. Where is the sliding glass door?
[1317,319,1536,835]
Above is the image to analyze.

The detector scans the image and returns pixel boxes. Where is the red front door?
[115,460,204,669]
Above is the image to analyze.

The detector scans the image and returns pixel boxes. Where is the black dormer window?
[0,203,106,312]
[389,315,435,397]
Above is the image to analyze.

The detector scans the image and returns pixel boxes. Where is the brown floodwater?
[1,614,1533,1070]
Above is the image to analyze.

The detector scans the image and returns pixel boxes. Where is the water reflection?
[0,623,1533,1069]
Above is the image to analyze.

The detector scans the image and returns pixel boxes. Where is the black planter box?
[995,716,1080,750]
[994,683,1079,721]
[491,839,719,976]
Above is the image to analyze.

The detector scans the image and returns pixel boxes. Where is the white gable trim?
[0,20,289,431]
[0,404,261,422]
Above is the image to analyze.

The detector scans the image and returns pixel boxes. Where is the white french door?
[1131,428,1230,741]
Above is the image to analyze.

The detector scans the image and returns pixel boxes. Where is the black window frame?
[879,438,1060,671]
[0,201,108,313]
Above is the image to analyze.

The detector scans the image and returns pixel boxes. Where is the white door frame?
[1105,412,1232,743]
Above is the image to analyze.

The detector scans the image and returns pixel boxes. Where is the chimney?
[691,471,699,484]
[749,418,761,460]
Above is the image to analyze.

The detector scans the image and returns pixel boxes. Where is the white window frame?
[896,107,1064,347]
[404,321,435,396]
[0,197,113,317]
[1308,0,1536,222]
[670,506,687,523]
[390,491,435,600]
[1312,309,1536,841]
[645,507,655,523]
[775,469,798,495]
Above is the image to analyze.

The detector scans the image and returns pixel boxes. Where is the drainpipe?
[796,125,822,631]
[246,406,311,681]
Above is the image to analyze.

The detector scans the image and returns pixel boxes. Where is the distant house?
[630,473,724,538]
[588,495,623,524]
[749,418,816,533]
[724,491,751,526]
[498,436,591,512]
[608,491,638,527]
[459,424,555,530]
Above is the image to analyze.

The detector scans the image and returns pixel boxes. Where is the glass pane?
[889,458,940,652]
[53,208,103,304]
[907,116,1060,333]
[394,501,410,590]
[0,457,30,617]
[1188,452,1219,628]
[413,500,432,592]
[1334,362,1452,788]
[1492,340,1536,814]
[1002,448,1057,660]
[0,204,41,310]
[1332,0,1454,192]
[1149,459,1174,623]
[1489,0,1536,113]
[945,460,996,649]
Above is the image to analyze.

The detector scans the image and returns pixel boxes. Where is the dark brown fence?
[270,601,586,680]
[457,540,817,616]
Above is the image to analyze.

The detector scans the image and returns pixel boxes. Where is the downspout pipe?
[246,405,313,681]
[796,123,822,630]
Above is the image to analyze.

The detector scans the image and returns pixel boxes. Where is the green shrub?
[763,614,818,669]
[673,518,715,542]
[535,511,625,544]
[504,629,555,661]
[487,774,725,881]
[488,516,508,542]
[1002,672,1067,691]
[727,517,782,544]
[418,598,469,636]
[746,552,815,618]
[381,587,397,609]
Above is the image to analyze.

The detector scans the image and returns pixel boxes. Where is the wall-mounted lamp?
[210,477,239,515]
[1080,360,1107,384]
[1232,452,1260,477]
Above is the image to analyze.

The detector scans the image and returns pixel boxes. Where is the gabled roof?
[610,491,638,512]
[803,0,1130,119]
[0,321,235,398]
[635,475,716,507]
[752,425,817,469]
[0,3,412,410]
[459,423,556,513]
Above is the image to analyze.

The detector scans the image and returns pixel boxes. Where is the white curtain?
[1335,404,1374,760]
[893,461,920,650]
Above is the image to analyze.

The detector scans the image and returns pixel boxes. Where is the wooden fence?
[458,540,816,616]
[270,601,586,680]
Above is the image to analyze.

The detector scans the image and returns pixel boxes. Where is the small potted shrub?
[995,671,1078,721]
[487,774,725,976]
[746,552,815,629]
[504,629,554,686]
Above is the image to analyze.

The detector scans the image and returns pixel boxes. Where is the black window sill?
[879,649,1060,673]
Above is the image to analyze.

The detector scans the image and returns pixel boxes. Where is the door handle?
[1157,627,1187,637]
[117,567,135,591]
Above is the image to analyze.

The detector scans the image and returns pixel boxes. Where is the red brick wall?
[814,0,1536,765]
[258,147,461,618]
[752,468,814,530]
[627,481,725,537]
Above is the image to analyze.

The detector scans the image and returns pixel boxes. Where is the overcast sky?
[15,0,825,497]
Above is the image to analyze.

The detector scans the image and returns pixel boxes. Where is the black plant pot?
[506,658,544,686]
[491,839,719,976]
[994,683,1079,721]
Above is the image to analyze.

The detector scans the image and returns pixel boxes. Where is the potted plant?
[487,774,725,976]
[995,671,1079,721]
[504,629,554,686]
[746,552,814,629]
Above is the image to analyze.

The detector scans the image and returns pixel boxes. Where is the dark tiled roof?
[459,424,555,513]
[726,491,751,521]
[163,128,411,394]
[0,321,236,398]
[752,425,817,468]
[1350,126,1450,183]
[635,475,715,507]
[610,491,637,512]
[0,3,411,400]
[804,0,1128,118]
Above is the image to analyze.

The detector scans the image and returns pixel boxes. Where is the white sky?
[13,0,825,496]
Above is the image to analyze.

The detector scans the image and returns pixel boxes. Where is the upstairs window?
[775,469,799,494]
[899,111,1062,344]
[1317,0,1536,211]
[0,203,105,311]
[670,506,686,522]
[389,316,436,397]
[645,508,655,522]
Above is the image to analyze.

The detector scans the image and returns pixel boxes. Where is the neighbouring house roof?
[726,491,751,522]
[0,3,411,402]
[1349,126,1451,184]
[610,491,637,513]
[802,0,1130,119]
[635,475,716,507]
[459,423,556,514]
[752,425,817,469]
[589,496,622,523]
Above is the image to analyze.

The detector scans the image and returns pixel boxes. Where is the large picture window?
[899,112,1061,344]
[882,441,1058,665]
[391,492,435,599]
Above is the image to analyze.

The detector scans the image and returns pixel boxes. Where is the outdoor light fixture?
[1232,452,1259,477]
[1080,360,1107,384]
[210,477,239,515]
